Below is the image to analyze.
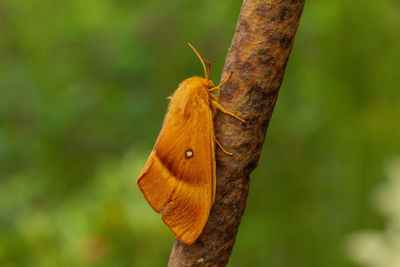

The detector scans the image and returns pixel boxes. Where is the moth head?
[202,78,215,91]
[182,76,214,92]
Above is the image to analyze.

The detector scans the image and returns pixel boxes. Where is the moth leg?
[211,102,217,115]
[215,137,233,156]
[208,72,232,93]
[211,100,245,123]
[209,94,218,101]
[209,95,218,115]
[208,93,218,116]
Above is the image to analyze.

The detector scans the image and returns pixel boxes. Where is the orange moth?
[137,43,244,244]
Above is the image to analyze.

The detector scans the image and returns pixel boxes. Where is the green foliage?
[0,0,399,266]
[347,158,400,267]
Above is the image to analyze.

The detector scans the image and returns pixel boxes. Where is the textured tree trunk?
[168,0,305,266]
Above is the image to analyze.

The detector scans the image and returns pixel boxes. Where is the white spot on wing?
[185,150,193,158]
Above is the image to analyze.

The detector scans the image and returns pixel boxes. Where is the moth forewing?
[137,77,216,244]
[137,43,243,245]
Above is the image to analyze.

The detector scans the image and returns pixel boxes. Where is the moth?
[137,43,244,244]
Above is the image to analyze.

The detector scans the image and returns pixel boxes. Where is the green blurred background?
[1,0,399,266]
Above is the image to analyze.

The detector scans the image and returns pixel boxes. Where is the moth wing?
[137,97,215,244]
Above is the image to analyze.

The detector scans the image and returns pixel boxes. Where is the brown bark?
[168,0,305,266]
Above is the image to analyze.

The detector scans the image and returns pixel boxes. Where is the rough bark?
[168,0,305,266]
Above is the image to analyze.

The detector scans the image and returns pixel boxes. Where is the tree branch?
[168,0,305,266]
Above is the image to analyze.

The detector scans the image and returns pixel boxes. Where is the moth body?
[137,44,243,244]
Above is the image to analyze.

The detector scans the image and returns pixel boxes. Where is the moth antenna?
[204,59,211,81]
[187,43,208,80]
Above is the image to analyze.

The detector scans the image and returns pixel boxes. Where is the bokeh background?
[1,0,399,266]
